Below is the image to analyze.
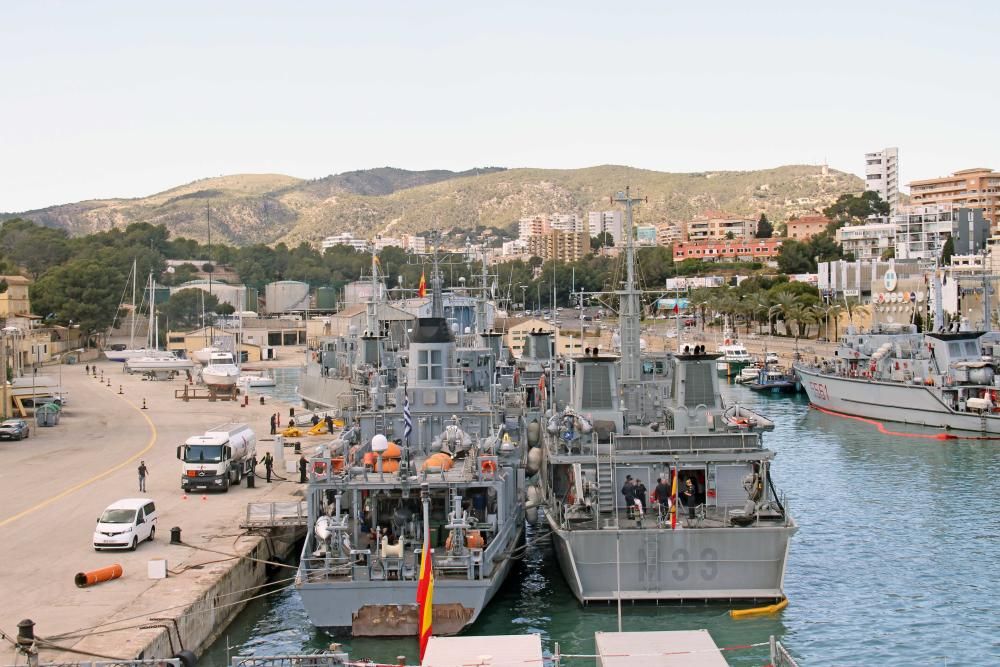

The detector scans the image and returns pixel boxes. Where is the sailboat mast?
[147,272,155,350]
[130,259,137,348]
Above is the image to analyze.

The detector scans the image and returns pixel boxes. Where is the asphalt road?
[0,359,305,662]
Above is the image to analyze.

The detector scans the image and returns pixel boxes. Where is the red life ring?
[481,460,497,474]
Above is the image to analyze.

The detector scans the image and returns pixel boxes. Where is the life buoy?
[312,461,327,475]
[481,460,497,474]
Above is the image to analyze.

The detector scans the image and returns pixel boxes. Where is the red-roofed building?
[673,238,784,263]
[785,215,831,240]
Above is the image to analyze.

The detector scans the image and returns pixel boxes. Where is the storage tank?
[171,280,247,310]
[316,287,337,311]
[245,287,260,312]
[265,281,310,314]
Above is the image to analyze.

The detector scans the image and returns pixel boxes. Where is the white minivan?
[93,498,158,551]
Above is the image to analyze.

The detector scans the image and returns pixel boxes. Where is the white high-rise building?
[865,147,899,216]
[588,210,624,246]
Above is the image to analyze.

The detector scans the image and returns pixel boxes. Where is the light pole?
[520,285,527,312]
[537,282,545,313]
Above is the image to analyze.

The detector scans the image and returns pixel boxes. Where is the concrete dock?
[0,358,319,663]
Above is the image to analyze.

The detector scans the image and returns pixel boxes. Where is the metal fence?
[232,654,350,667]
[5,660,183,667]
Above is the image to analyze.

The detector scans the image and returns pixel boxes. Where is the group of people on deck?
[622,474,698,519]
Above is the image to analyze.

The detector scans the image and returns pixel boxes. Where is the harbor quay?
[0,358,312,664]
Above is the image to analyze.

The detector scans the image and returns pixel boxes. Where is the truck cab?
[176,423,256,492]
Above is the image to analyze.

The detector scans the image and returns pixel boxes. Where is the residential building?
[501,239,529,257]
[321,233,369,252]
[672,238,783,263]
[894,204,988,261]
[908,168,1000,231]
[785,215,831,241]
[0,275,31,317]
[588,211,624,246]
[657,222,684,246]
[373,236,402,251]
[403,235,427,254]
[497,317,554,358]
[835,221,897,261]
[865,147,900,215]
[636,224,657,246]
[685,211,757,241]
[548,214,585,233]
[518,215,548,242]
[527,230,589,262]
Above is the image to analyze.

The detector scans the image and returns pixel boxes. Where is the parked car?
[0,419,30,441]
[765,352,779,365]
[93,498,158,551]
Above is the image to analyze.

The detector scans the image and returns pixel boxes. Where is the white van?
[93,498,158,551]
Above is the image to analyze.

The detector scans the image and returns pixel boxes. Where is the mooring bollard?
[142,398,147,409]
[119,385,123,394]
[170,526,182,544]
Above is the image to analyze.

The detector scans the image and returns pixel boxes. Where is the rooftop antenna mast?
[612,187,646,384]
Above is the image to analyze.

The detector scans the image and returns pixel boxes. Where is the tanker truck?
[176,423,257,492]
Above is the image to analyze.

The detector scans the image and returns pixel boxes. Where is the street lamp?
[520,285,527,312]
[537,283,545,312]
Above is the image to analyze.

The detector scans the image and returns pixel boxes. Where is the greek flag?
[403,390,413,443]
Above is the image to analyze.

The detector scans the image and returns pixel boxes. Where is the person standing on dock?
[298,455,308,483]
[311,414,320,427]
[138,461,149,492]
[263,452,274,483]
[325,415,334,434]
[269,413,277,435]
[85,364,90,374]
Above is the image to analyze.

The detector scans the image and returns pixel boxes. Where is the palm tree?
[750,292,772,335]
[843,298,868,331]
[823,304,844,340]
[770,292,799,336]
[785,304,816,342]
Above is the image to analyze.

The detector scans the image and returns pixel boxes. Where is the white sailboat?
[105,260,153,361]
[125,273,194,377]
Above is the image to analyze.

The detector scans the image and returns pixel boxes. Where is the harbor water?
[202,383,1000,666]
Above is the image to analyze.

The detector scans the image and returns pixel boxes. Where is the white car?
[765,352,779,365]
[93,498,158,551]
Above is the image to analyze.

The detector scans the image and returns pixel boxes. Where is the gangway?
[241,501,308,529]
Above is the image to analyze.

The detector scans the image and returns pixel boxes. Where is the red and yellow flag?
[418,271,427,298]
[670,468,678,530]
[417,529,434,660]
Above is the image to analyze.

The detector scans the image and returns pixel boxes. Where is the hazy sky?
[2,1,998,212]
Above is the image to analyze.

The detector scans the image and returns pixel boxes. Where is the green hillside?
[7,164,863,246]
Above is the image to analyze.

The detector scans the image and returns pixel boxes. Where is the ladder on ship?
[644,532,659,588]
[595,438,617,518]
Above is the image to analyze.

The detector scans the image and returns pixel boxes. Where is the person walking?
[138,461,149,492]
[310,414,320,427]
[85,364,90,374]
[298,455,308,483]
[325,415,334,434]
[263,452,274,483]
[269,413,277,435]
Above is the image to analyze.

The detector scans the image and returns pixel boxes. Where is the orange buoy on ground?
[75,564,123,588]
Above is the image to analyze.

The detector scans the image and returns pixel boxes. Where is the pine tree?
[756,213,773,238]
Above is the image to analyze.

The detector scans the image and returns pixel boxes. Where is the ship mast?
[613,187,645,384]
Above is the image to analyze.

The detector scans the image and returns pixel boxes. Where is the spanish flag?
[670,467,678,530]
[417,538,434,660]
[418,271,427,298]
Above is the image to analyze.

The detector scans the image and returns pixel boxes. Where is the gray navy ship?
[295,253,526,635]
[531,189,796,603]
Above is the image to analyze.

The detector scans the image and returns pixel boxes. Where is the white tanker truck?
[176,423,257,492]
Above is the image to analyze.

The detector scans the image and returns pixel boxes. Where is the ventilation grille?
[581,364,613,410]
[684,363,714,407]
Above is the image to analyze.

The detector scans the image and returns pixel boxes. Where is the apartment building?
[0,275,32,317]
[548,214,585,233]
[321,233,368,252]
[588,210,624,246]
[894,204,988,261]
[526,230,589,262]
[518,215,549,242]
[672,238,782,263]
[657,222,684,246]
[786,215,831,241]
[835,221,897,261]
[685,211,757,241]
[908,168,1000,231]
[403,235,426,253]
[865,147,900,215]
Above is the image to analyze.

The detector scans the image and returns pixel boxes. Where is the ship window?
[416,349,443,380]
[964,341,978,355]
[948,342,961,356]
[581,364,613,410]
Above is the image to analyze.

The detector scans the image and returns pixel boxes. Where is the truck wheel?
[223,477,230,492]
[234,467,242,485]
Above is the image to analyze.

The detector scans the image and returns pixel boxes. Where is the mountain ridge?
[5,164,863,246]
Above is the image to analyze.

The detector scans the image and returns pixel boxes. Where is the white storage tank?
[265,281,310,314]
[171,280,247,310]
